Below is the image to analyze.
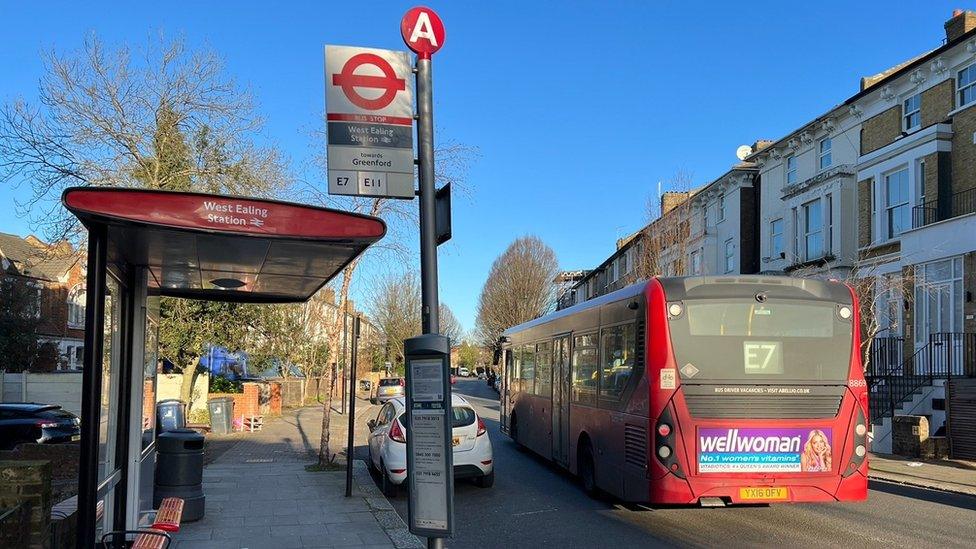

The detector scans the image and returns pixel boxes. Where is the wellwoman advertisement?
[698,428,833,473]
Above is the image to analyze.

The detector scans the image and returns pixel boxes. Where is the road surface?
[366,378,976,548]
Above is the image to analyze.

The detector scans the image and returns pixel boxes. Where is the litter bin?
[208,397,234,435]
[153,428,205,521]
[156,399,186,433]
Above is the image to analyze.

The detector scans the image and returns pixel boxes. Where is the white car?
[458,367,470,377]
[366,394,493,497]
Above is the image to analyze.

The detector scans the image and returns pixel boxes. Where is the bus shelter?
[63,187,386,546]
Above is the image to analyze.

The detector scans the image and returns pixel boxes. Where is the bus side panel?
[518,393,553,460]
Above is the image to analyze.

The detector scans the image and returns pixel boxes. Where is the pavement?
[171,402,423,549]
[868,452,976,497]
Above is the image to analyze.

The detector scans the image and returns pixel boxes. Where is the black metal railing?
[950,186,976,219]
[866,332,975,424]
[912,202,937,228]
[868,336,904,379]
[912,187,976,229]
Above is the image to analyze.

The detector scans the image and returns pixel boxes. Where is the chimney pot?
[953,8,964,17]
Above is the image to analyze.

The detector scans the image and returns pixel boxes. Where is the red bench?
[100,497,184,548]
[150,497,185,532]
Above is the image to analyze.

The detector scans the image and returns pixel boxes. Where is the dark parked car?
[0,403,81,450]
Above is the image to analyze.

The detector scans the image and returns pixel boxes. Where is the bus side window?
[535,341,551,398]
[572,334,598,406]
[521,344,536,394]
[600,323,636,400]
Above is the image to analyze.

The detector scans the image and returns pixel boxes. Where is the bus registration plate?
[739,487,788,501]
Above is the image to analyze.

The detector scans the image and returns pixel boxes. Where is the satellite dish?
[736,145,753,160]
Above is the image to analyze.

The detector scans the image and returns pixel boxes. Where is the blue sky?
[0,1,964,333]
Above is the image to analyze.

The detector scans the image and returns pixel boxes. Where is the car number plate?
[739,487,788,500]
[71,434,81,441]
[452,437,460,447]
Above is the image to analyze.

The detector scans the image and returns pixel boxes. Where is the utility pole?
[345,315,361,497]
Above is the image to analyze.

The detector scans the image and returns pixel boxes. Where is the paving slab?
[869,452,976,496]
[171,405,422,549]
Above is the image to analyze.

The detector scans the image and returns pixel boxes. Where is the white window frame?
[903,93,921,131]
[786,155,797,185]
[770,218,784,258]
[791,207,799,260]
[67,285,86,328]
[802,199,824,261]
[825,193,833,256]
[718,194,726,222]
[724,238,734,273]
[818,137,832,171]
[690,249,702,275]
[884,167,910,239]
[958,63,976,108]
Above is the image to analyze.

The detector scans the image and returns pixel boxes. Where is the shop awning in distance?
[63,188,386,303]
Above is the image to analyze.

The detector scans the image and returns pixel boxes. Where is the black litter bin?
[208,397,234,435]
[153,428,205,521]
[156,399,186,433]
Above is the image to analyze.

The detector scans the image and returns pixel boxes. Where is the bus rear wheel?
[578,441,598,497]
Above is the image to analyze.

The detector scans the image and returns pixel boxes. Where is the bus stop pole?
[345,315,361,497]
[417,56,439,337]
[416,53,445,549]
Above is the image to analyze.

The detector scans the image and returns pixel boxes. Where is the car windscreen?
[379,378,402,387]
[452,406,476,428]
[668,299,853,382]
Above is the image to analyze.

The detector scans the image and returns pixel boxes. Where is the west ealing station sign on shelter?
[325,45,415,199]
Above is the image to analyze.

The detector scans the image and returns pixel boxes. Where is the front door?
[551,335,571,466]
[914,257,964,374]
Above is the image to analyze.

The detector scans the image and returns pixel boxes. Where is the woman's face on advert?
[812,435,827,454]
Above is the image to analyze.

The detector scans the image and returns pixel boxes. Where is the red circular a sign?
[331,53,407,110]
[401,7,445,59]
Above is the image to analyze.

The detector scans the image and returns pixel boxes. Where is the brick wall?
[270,382,282,415]
[950,106,976,195]
[920,79,954,127]
[902,265,915,370]
[861,106,901,155]
[857,178,872,248]
[0,460,52,549]
[210,382,262,425]
[921,152,940,207]
[0,444,79,504]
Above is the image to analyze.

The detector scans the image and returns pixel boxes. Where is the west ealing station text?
[202,200,270,226]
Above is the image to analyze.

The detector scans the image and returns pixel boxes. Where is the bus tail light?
[477,416,487,437]
[389,419,407,443]
[655,406,684,479]
[843,406,868,477]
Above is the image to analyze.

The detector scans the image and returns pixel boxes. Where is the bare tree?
[0,35,287,243]
[634,170,696,279]
[474,236,560,348]
[300,129,477,466]
[439,303,463,344]
[368,271,423,367]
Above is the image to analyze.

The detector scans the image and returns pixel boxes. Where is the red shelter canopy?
[63,187,386,302]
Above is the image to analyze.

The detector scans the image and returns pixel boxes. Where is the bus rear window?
[669,300,852,382]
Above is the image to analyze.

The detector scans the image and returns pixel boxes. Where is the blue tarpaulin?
[200,346,248,380]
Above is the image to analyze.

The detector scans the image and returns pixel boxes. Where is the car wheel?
[366,448,377,474]
[381,463,398,498]
[475,470,494,488]
[578,441,599,497]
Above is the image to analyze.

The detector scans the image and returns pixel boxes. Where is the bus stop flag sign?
[325,45,415,199]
